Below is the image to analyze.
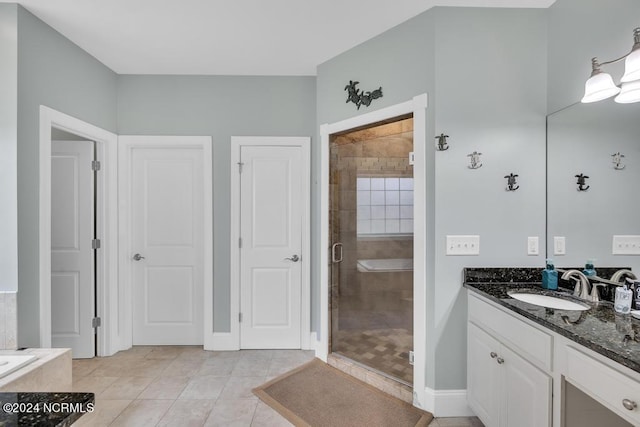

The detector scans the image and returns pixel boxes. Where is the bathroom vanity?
[464,268,640,427]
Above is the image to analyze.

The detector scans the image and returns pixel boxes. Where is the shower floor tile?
[332,328,413,384]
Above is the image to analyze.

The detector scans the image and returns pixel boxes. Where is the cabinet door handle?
[622,399,637,411]
[496,357,505,364]
[490,352,498,359]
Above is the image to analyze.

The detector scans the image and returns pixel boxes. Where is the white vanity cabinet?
[468,294,552,427]
[468,290,640,427]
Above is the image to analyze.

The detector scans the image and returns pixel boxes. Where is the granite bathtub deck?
[463,268,640,375]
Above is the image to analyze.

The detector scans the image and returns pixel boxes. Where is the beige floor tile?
[72,358,103,378]
[110,399,173,427]
[435,417,484,426]
[251,401,293,427]
[145,346,184,360]
[72,375,119,395]
[157,399,216,426]
[179,375,229,400]
[161,358,204,377]
[99,376,155,400]
[204,398,259,426]
[198,358,238,376]
[137,376,190,399]
[72,399,132,427]
[232,358,270,376]
[219,376,266,400]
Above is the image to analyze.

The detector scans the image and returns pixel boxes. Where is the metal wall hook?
[612,152,626,170]
[467,151,482,169]
[575,173,590,191]
[504,173,519,191]
[435,133,449,151]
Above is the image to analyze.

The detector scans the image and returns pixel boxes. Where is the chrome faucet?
[610,269,637,283]
[561,270,591,300]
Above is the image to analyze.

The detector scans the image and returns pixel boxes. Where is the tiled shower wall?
[0,292,18,349]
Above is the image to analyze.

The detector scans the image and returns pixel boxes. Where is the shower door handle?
[331,243,343,263]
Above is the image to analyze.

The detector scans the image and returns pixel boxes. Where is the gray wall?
[432,7,547,389]
[117,75,317,332]
[0,4,18,292]
[317,7,547,390]
[17,6,118,346]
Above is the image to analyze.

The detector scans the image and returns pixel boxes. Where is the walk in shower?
[329,116,414,385]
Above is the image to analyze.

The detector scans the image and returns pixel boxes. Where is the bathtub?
[357,258,413,273]
[0,355,37,379]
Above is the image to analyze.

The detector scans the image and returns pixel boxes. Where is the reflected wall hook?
[575,173,590,191]
[612,152,626,170]
[467,151,482,169]
[435,133,449,151]
[504,173,519,191]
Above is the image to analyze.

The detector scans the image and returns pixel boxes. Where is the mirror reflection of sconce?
[467,151,482,169]
[435,133,449,151]
[575,173,590,191]
[505,173,519,191]
[612,152,626,170]
[581,28,640,104]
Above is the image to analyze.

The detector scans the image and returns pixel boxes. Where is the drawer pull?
[496,357,505,364]
[490,352,498,359]
[622,399,637,411]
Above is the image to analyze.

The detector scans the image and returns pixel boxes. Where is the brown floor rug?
[252,358,433,427]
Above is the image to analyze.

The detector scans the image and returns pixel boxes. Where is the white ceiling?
[3,0,555,75]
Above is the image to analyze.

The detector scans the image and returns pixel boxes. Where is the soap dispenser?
[583,259,597,277]
[542,259,558,290]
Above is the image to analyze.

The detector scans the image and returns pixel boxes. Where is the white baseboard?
[423,388,475,417]
[207,332,239,351]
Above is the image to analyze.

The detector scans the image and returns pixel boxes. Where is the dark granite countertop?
[0,392,94,426]
[464,268,640,375]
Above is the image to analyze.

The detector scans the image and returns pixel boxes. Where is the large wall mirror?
[547,100,640,271]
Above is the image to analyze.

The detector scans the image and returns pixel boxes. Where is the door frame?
[226,136,311,351]
[118,136,214,349]
[39,106,119,356]
[319,94,428,407]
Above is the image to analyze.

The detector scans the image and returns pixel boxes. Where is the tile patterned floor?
[332,328,413,384]
[71,346,481,426]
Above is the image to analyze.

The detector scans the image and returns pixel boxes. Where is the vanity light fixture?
[581,28,640,104]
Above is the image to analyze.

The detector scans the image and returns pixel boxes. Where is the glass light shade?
[614,79,640,103]
[581,72,621,103]
[620,49,640,82]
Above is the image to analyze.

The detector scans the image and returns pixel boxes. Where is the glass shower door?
[329,117,414,385]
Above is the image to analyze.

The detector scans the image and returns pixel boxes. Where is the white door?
[129,143,204,345]
[239,145,304,349]
[51,140,95,358]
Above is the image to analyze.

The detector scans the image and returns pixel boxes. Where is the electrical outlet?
[554,236,566,255]
[612,235,640,255]
[446,235,480,255]
[527,236,539,256]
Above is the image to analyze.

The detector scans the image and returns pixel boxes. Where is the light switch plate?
[446,235,480,255]
[527,236,539,256]
[554,236,566,255]
[612,235,640,255]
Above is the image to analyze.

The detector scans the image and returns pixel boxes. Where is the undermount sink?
[508,292,590,311]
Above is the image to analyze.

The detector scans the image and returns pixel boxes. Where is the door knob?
[284,254,300,262]
[132,253,145,261]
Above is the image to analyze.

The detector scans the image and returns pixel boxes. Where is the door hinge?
[238,237,242,249]
[92,317,101,328]
[238,162,244,173]
[408,152,415,166]
[409,350,415,365]
[91,160,101,171]
[92,239,101,249]
[239,312,243,323]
